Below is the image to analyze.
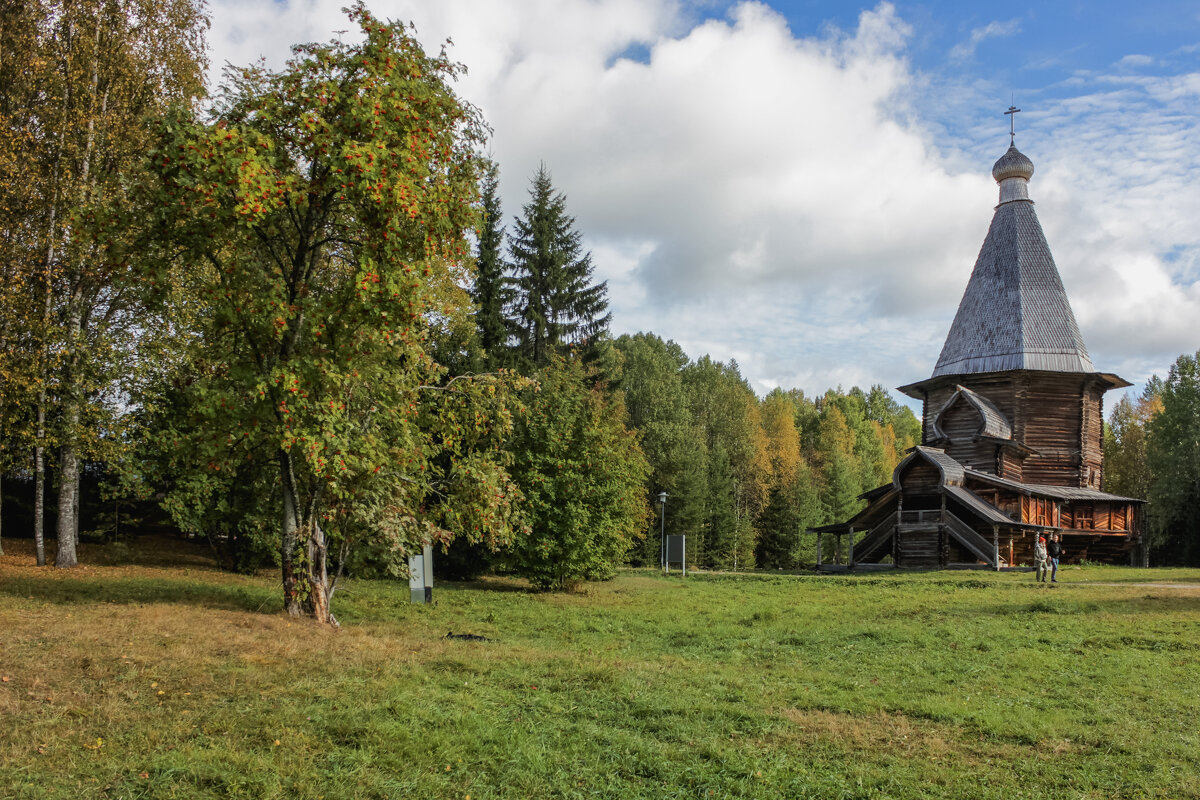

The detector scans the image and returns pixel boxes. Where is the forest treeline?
[2,3,1195,624]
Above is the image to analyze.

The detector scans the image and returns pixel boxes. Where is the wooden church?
[815,131,1145,570]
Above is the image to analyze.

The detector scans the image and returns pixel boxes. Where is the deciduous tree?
[144,5,528,623]
[611,333,706,565]
[1147,358,1200,565]
[2,0,208,567]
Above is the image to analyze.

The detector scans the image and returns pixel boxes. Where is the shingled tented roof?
[931,145,1095,378]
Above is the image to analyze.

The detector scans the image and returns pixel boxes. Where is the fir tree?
[507,164,610,367]
[471,161,510,360]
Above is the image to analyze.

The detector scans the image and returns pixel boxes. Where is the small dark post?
[657,491,668,573]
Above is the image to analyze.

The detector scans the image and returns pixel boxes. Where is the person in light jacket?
[1034,535,1049,582]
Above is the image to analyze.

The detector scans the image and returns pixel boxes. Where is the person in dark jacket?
[1047,533,1064,583]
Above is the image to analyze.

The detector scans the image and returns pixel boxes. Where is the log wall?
[921,372,1107,488]
[899,462,941,494]
[897,531,941,568]
[940,400,997,472]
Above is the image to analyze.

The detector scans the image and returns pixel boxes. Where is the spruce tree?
[507,164,610,366]
[471,161,510,359]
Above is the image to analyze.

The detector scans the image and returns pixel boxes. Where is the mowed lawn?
[2,538,1199,799]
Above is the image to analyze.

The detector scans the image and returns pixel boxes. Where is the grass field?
[2,537,1199,799]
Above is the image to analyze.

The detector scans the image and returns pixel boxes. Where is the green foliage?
[507,164,611,367]
[1105,383,1160,503]
[755,485,799,568]
[141,5,529,620]
[814,405,863,523]
[0,0,208,566]
[505,356,651,589]
[611,333,707,565]
[682,357,767,567]
[471,160,510,360]
[1148,355,1200,565]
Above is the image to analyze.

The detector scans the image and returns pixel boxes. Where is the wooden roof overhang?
[963,467,1146,504]
[897,369,1131,403]
[809,487,897,534]
[943,484,1040,529]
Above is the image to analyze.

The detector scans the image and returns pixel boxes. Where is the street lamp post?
[657,491,668,572]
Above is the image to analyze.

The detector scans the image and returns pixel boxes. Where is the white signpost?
[408,543,434,604]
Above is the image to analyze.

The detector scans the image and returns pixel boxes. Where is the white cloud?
[949,18,1021,62]
[203,1,1200,399]
[1116,53,1155,68]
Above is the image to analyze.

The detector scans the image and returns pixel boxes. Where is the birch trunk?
[54,290,83,567]
[55,439,78,567]
[33,417,46,566]
[280,453,302,617]
[52,18,104,568]
[33,186,57,568]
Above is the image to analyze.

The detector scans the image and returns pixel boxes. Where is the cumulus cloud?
[203,0,1200,398]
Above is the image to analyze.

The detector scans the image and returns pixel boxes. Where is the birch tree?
[1,0,207,566]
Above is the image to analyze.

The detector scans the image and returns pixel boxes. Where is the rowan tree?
[143,5,529,623]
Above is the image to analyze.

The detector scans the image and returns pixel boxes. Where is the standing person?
[1034,535,1049,582]
[1047,533,1064,583]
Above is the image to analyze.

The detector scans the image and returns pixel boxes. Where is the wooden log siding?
[920,373,1107,488]
[940,399,996,471]
[900,462,942,494]
[897,531,941,568]
[998,448,1024,482]
[923,376,1017,450]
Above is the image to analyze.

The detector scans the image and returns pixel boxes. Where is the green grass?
[2,539,1200,799]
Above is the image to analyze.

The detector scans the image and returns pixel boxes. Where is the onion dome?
[992,144,1034,183]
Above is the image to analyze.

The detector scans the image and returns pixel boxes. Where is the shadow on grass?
[0,573,278,615]
[435,576,536,594]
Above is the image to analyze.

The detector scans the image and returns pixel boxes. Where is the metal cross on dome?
[1005,104,1021,144]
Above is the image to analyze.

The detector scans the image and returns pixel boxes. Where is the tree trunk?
[73,469,80,546]
[304,520,335,626]
[33,179,58,569]
[33,412,46,567]
[280,453,302,617]
[0,472,4,557]
[55,292,83,568]
[55,441,79,568]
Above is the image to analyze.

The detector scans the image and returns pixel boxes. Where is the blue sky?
[209,1,1200,408]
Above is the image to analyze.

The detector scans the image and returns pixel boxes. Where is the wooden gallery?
[814,135,1145,570]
